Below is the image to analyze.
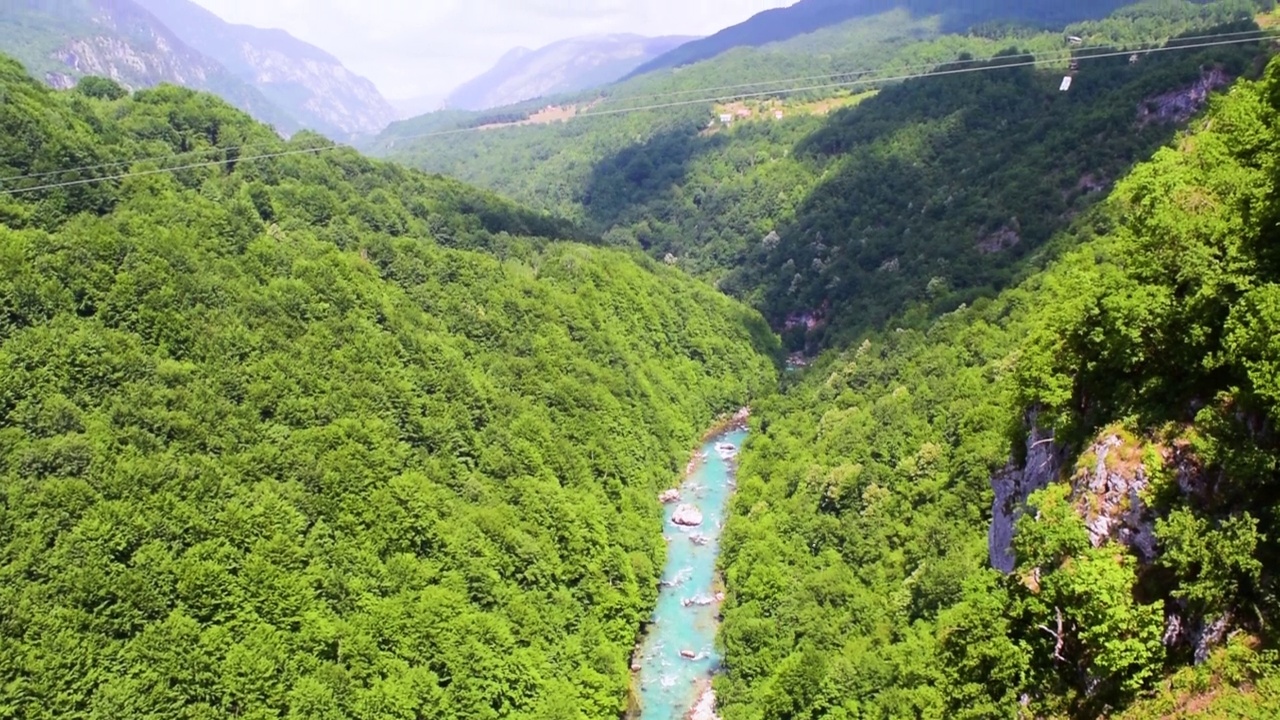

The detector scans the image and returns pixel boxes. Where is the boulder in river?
[680,649,697,659]
[672,504,703,527]
[659,488,681,504]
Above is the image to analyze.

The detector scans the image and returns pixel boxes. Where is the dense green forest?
[9,0,1280,715]
[0,56,779,719]
[717,49,1280,719]
[626,0,1135,75]
[378,0,1274,350]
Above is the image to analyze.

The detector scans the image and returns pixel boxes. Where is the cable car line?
[2,27,1271,189]
[0,31,1272,197]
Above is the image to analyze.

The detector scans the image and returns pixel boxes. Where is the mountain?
[445,34,700,111]
[0,0,302,133]
[389,92,445,119]
[630,0,1136,75]
[0,0,396,138]
[720,47,1280,719]
[0,52,777,719]
[130,0,397,137]
[377,0,1269,351]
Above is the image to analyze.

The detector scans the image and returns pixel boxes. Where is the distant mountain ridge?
[131,0,396,137]
[445,34,699,111]
[630,0,1135,74]
[0,0,395,138]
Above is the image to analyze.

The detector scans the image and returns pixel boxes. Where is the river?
[629,427,747,720]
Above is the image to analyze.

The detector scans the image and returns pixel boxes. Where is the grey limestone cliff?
[989,411,1069,573]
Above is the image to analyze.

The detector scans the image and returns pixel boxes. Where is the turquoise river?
[631,427,747,720]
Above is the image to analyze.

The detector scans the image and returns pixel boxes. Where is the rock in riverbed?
[659,488,681,504]
[672,504,703,527]
[689,686,720,720]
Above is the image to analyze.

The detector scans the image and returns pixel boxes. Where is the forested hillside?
[628,0,1133,75]
[0,56,778,719]
[717,50,1280,720]
[378,0,1273,350]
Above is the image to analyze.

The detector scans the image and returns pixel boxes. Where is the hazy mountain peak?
[444,33,700,111]
[0,0,304,133]
[130,0,396,137]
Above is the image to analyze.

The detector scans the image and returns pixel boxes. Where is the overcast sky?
[193,0,795,100]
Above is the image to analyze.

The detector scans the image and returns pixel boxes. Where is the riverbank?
[700,407,750,443]
[688,683,720,720]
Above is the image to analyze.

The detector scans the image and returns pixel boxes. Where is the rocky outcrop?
[44,72,75,90]
[1069,431,1158,561]
[1138,66,1230,126]
[990,411,1070,573]
[976,223,1021,254]
[4,0,301,133]
[227,41,395,137]
[659,488,682,504]
[672,504,704,527]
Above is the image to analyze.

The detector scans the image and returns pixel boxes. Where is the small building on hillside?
[774,110,784,120]
[719,113,733,124]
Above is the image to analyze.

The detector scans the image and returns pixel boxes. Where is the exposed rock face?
[1138,66,1230,126]
[1070,432,1158,562]
[3,0,396,138]
[976,223,1022,254]
[131,0,396,137]
[672,504,704,527]
[989,411,1070,573]
[44,72,75,90]
[659,488,681,504]
[0,0,301,133]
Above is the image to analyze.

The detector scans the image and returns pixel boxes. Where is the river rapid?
[629,427,747,720]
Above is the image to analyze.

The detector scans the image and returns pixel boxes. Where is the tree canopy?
[0,56,779,719]
[716,49,1280,719]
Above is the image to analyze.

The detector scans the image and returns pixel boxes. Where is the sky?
[193,0,796,100]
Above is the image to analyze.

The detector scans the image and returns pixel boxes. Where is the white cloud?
[193,0,794,99]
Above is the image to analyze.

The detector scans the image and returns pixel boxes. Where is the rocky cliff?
[989,410,1070,573]
[0,0,300,133]
[993,417,1253,663]
[131,0,396,138]
[0,0,394,138]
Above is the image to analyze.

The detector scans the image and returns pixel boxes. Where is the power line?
[1,32,1271,197]
[3,27,1271,189]
[594,27,1276,107]
[5,26,1272,189]
[575,34,1272,116]
[0,140,285,185]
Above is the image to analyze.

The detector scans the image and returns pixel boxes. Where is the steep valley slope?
[378,0,1273,352]
[719,48,1280,720]
[0,0,396,138]
[0,58,778,719]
